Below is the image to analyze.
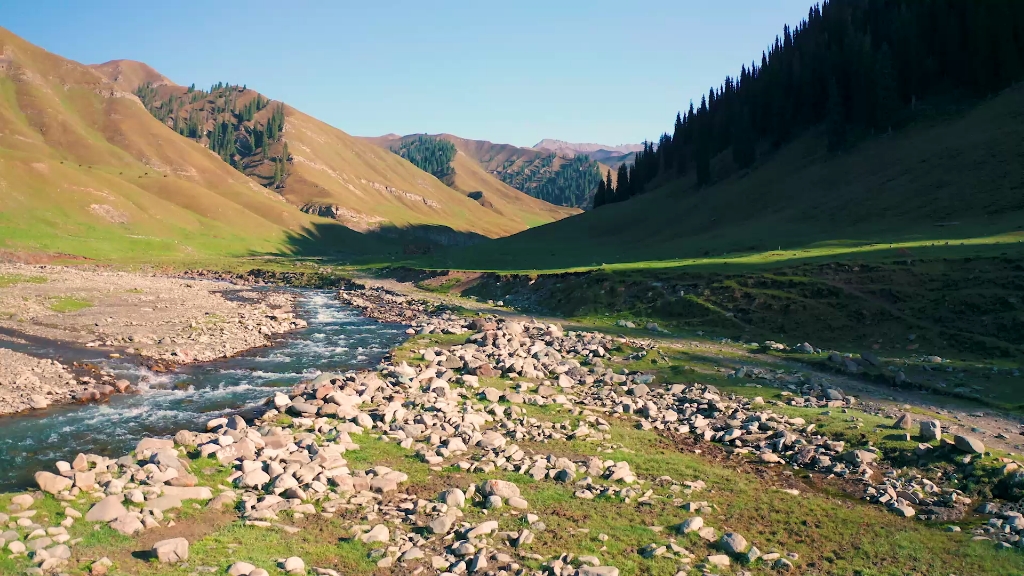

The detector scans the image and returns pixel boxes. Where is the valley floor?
[0,272,1020,576]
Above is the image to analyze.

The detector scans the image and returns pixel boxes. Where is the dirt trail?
[354,273,1024,455]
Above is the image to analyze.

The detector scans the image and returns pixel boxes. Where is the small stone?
[706,554,730,567]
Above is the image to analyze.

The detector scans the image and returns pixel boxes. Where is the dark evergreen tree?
[732,106,756,169]
[593,179,607,208]
[826,78,846,152]
[614,163,629,202]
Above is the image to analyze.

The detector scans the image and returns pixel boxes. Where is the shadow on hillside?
[258,221,489,265]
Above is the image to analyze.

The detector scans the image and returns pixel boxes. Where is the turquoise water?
[0,290,405,490]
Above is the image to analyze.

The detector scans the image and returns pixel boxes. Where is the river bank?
[0,264,308,415]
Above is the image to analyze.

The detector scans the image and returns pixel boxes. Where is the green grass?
[0,273,47,288]
[48,296,93,313]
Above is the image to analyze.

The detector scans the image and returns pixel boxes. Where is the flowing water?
[0,290,405,491]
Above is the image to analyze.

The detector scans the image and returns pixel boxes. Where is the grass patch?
[0,273,47,288]
[48,296,93,313]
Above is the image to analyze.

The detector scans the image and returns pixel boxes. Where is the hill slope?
[108,72,571,241]
[366,133,607,209]
[0,27,321,261]
[438,84,1024,271]
[365,134,579,226]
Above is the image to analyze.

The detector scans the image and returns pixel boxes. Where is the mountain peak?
[89,59,176,92]
[533,139,643,156]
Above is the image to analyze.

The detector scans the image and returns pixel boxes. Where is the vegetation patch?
[48,296,93,313]
[0,273,47,288]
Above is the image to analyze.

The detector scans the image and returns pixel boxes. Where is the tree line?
[498,153,602,208]
[392,136,458,186]
[134,82,290,188]
[594,0,1024,208]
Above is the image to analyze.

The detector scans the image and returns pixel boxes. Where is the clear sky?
[3,0,813,148]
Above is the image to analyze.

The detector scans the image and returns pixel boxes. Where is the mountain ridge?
[533,138,642,155]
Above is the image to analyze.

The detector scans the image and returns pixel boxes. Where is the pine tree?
[614,163,629,202]
[695,98,711,186]
[874,44,898,133]
[593,179,607,208]
[732,106,756,169]
[826,78,846,152]
[605,170,613,196]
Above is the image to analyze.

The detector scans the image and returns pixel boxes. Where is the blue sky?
[4,0,812,148]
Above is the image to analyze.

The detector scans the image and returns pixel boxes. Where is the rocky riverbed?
[0,264,307,415]
[0,283,1021,576]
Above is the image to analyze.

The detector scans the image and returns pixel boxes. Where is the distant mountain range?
[533,139,643,155]
[533,139,639,169]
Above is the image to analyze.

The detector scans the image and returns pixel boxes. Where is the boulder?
[152,537,189,563]
[953,434,984,454]
[85,495,127,522]
[480,479,520,499]
[678,516,704,533]
[281,557,305,575]
[920,419,941,442]
[35,471,72,494]
[719,532,748,555]
[893,413,913,430]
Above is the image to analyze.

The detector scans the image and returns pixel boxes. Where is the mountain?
[533,139,642,155]
[0,27,320,261]
[365,134,608,209]
[0,27,572,263]
[89,59,173,92]
[366,134,579,225]
[101,68,575,241]
[438,82,1024,271]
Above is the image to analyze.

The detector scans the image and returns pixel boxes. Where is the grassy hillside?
[117,75,573,241]
[0,26,322,262]
[435,84,1024,272]
[0,27,570,265]
[367,133,608,209]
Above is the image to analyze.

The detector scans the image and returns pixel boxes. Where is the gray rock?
[893,413,913,430]
[428,515,453,535]
[281,557,305,575]
[85,495,127,522]
[953,434,985,454]
[678,516,703,533]
[480,479,519,499]
[152,537,189,563]
[34,472,72,495]
[228,561,256,576]
[719,532,748,555]
[920,419,941,442]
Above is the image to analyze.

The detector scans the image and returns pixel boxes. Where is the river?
[0,290,405,491]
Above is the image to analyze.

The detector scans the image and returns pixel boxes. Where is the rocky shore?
[0,284,1021,576]
[0,264,307,416]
